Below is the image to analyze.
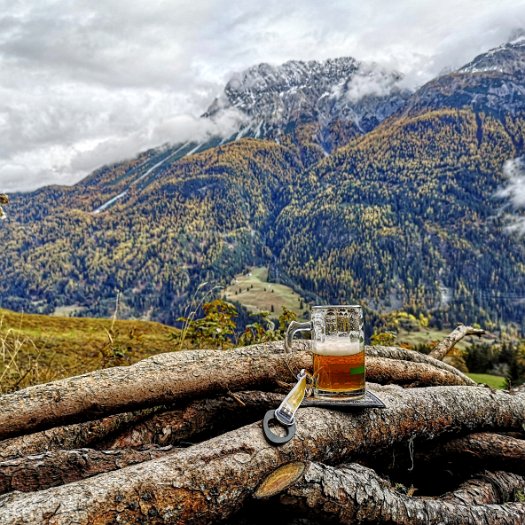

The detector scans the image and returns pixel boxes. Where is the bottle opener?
[263,369,307,445]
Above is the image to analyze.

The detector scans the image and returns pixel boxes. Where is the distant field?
[466,373,507,389]
[223,266,308,318]
[0,307,179,392]
[1,299,509,393]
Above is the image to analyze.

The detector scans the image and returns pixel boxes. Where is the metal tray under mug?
[302,389,386,409]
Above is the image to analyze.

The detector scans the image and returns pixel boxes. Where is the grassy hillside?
[1,305,512,393]
[0,307,178,393]
[466,373,507,389]
[223,266,308,319]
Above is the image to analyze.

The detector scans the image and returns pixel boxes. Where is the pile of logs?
[0,325,524,524]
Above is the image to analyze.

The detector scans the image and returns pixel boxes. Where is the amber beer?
[312,338,365,399]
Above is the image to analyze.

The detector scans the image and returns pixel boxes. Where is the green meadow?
[223,266,308,319]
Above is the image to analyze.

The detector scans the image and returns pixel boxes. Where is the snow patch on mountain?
[93,191,128,214]
[185,143,203,156]
[92,145,188,214]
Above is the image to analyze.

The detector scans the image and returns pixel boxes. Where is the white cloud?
[68,108,246,175]
[499,158,525,206]
[1,0,525,192]
[0,107,246,192]
[345,66,402,103]
[497,157,525,235]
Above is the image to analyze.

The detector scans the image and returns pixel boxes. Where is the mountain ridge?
[205,55,411,153]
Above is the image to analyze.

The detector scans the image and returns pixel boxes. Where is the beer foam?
[312,338,362,356]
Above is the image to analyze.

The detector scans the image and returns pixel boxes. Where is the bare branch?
[430,325,485,361]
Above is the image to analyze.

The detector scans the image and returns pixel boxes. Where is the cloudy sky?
[1,0,525,192]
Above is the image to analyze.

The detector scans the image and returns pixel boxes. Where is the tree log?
[369,431,525,483]
[0,341,482,439]
[0,447,172,494]
[0,409,161,461]
[280,462,525,524]
[8,395,505,499]
[368,345,475,384]
[105,365,468,450]
[0,386,523,524]
[0,391,282,495]
[0,340,477,442]
[106,391,283,448]
[366,358,470,387]
[424,432,525,473]
[429,325,485,361]
[442,470,525,505]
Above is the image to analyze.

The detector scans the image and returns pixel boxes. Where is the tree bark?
[0,342,311,440]
[0,446,172,494]
[0,386,523,524]
[280,462,525,524]
[429,325,485,361]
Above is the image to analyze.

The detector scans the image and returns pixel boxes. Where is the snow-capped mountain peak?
[460,36,525,75]
[204,56,411,150]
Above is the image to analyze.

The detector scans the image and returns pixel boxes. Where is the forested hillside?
[272,108,525,326]
[2,39,525,327]
[1,140,305,323]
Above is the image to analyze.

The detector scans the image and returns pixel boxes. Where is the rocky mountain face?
[2,39,525,327]
[205,57,411,153]
[461,36,525,75]
[403,37,525,120]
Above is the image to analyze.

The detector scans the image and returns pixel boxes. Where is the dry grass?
[0,315,65,393]
[0,308,181,393]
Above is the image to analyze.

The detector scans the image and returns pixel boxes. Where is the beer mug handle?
[284,320,312,354]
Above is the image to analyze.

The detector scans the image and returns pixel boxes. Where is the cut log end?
[254,462,306,499]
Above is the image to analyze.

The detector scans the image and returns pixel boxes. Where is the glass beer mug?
[285,305,365,400]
